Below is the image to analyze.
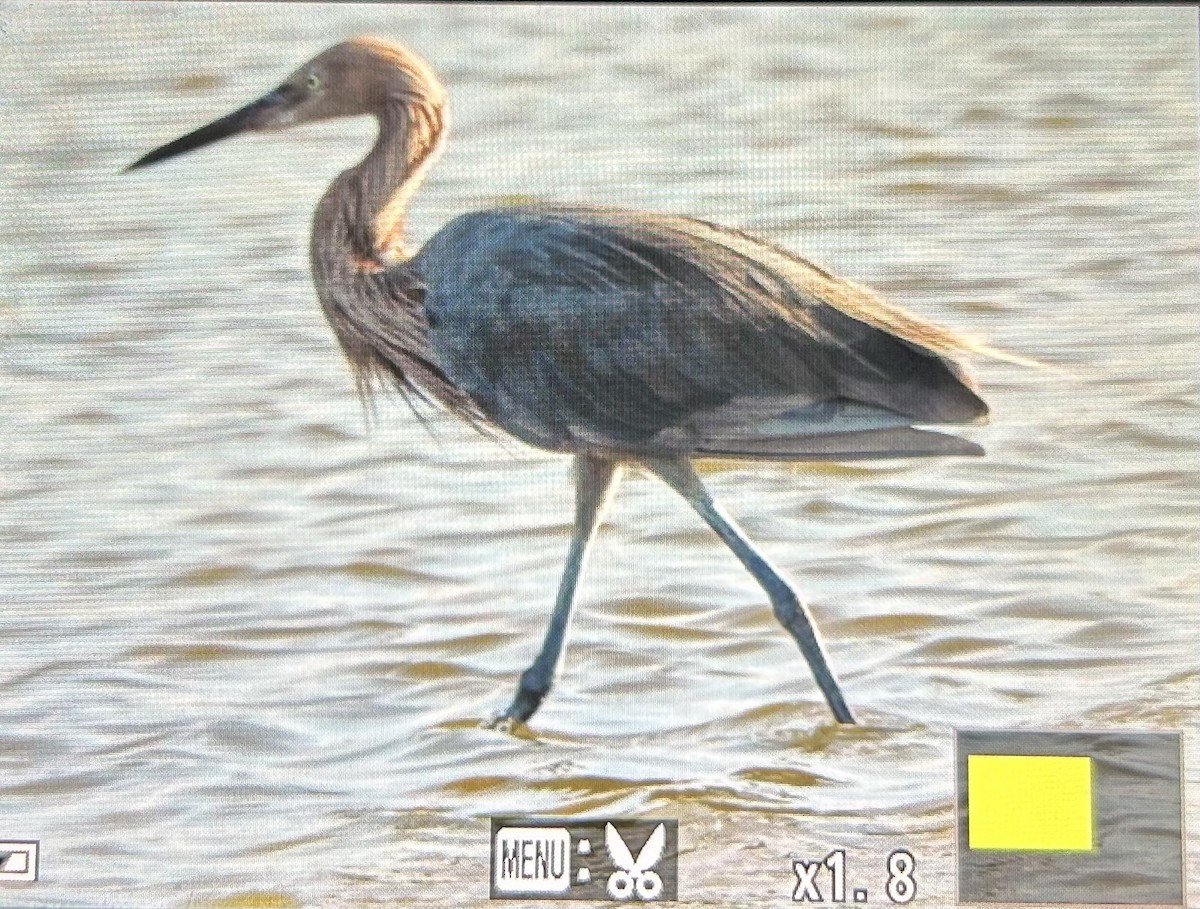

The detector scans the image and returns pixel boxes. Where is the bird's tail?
[955,335,1071,375]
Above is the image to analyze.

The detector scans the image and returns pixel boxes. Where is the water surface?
[1,4,1197,907]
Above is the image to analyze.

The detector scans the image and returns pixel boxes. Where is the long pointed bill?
[124,86,295,172]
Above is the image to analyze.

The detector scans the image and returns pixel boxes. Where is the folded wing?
[413,205,988,459]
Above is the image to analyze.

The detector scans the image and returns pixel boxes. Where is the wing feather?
[413,205,989,458]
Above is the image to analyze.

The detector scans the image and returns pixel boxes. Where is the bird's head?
[125,36,444,171]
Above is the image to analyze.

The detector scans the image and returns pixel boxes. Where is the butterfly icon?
[605,822,666,901]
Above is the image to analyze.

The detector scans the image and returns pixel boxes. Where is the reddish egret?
[128,37,998,728]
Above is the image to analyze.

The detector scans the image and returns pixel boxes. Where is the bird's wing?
[414,205,988,457]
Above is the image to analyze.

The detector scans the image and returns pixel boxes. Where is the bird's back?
[409,204,988,460]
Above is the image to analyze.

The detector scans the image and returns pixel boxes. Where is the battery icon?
[0,841,39,883]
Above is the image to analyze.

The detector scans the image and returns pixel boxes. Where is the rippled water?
[2,4,1197,907]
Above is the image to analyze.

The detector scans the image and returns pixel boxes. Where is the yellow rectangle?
[967,754,1094,851]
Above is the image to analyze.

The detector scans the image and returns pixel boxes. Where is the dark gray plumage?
[128,36,999,728]
[417,205,987,459]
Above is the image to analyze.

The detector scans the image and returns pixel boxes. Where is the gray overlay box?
[956,730,1184,906]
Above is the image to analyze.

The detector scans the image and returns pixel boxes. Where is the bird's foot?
[481,711,521,733]
[480,714,513,738]
[482,683,548,732]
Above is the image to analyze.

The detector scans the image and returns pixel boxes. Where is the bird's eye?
[306,71,323,92]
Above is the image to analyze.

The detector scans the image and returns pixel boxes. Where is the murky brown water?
[2,4,1197,907]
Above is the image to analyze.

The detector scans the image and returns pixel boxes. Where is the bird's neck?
[313,99,444,275]
[306,96,475,420]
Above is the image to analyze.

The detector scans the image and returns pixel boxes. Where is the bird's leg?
[490,454,619,728]
[642,457,856,725]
